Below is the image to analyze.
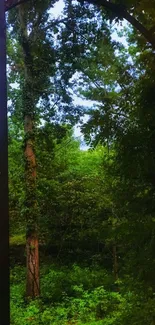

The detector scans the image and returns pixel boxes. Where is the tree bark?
[26,233,39,297]
[112,244,120,292]
[24,112,40,298]
[113,244,118,281]
[18,4,40,298]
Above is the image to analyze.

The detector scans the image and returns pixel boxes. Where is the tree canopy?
[7,0,155,324]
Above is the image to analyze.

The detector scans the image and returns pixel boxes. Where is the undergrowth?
[10,264,155,325]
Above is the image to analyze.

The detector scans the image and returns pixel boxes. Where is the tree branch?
[79,0,155,48]
[5,0,155,48]
[5,0,30,12]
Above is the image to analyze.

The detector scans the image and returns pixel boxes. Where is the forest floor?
[10,234,129,325]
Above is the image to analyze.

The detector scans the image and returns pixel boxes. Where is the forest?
[8,0,155,324]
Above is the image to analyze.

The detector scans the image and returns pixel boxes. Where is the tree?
[8,0,58,297]
[6,0,155,49]
[80,0,155,48]
[8,0,155,323]
[76,6,155,298]
[7,0,85,297]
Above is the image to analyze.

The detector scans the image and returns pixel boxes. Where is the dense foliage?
[8,0,155,324]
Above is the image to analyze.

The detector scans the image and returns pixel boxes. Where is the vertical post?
[0,1,9,324]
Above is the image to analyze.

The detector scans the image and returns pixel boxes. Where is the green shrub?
[11,264,155,325]
[41,264,113,302]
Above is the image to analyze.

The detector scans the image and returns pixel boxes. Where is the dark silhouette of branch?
[5,0,155,48]
[79,0,155,48]
[5,0,30,11]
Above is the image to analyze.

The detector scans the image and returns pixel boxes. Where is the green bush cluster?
[10,264,130,325]
[40,264,113,302]
[11,264,155,325]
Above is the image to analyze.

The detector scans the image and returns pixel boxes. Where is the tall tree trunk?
[112,243,120,292]
[113,244,119,281]
[18,4,40,298]
[24,114,39,297]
